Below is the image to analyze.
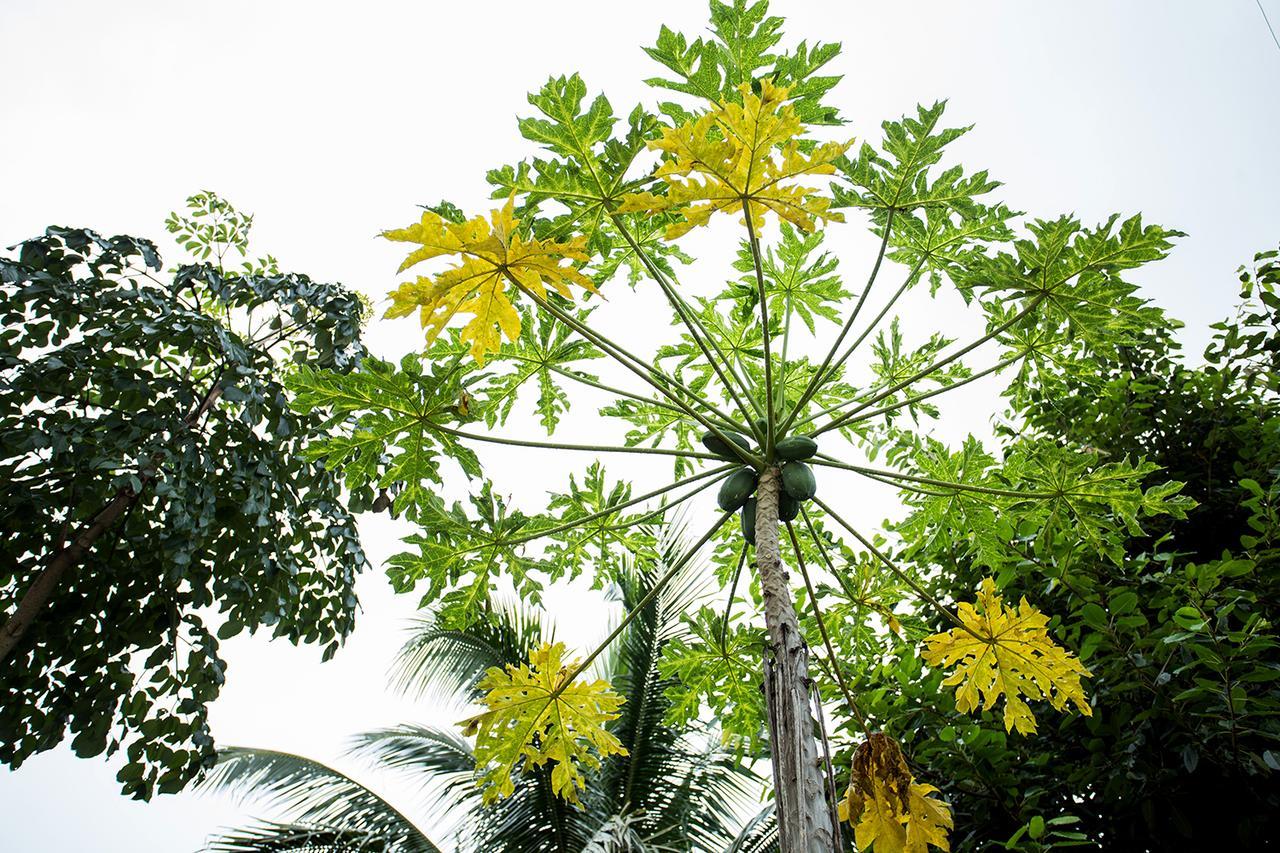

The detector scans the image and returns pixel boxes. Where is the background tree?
[0,193,368,799]
[292,2,1191,849]
[844,246,1280,850]
[200,534,768,852]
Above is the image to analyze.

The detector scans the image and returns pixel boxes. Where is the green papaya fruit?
[781,461,817,501]
[717,467,758,511]
[779,492,800,522]
[740,497,757,544]
[701,429,752,460]
[775,435,818,462]
[753,417,770,441]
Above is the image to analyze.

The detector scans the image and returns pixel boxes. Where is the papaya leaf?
[383,197,597,363]
[838,734,953,853]
[834,101,998,216]
[388,485,546,626]
[643,0,842,124]
[544,463,656,584]
[724,224,850,333]
[482,309,602,434]
[617,80,852,238]
[657,606,767,748]
[460,642,627,804]
[922,578,1093,735]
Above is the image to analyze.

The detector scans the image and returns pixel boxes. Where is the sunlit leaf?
[922,578,1092,734]
[617,80,852,238]
[460,642,627,804]
[383,198,597,363]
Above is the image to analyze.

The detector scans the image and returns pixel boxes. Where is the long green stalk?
[784,521,869,735]
[742,201,776,456]
[432,423,725,462]
[814,294,1046,436]
[612,220,766,434]
[809,497,979,638]
[777,208,897,436]
[545,364,740,432]
[795,347,1028,431]
[810,453,1057,500]
[549,510,733,700]
[718,543,749,650]
[461,465,734,554]
[508,275,763,469]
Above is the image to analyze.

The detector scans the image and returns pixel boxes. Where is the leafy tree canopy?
[0,192,368,799]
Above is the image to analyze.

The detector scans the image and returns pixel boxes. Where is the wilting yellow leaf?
[383,198,596,363]
[839,734,952,853]
[617,80,852,238]
[459,642,627,804]
[922,578,1092,734]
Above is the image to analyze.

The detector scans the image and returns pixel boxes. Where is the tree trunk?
[756,466,836,852]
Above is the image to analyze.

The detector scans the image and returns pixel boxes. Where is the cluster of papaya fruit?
[702,423,818,546]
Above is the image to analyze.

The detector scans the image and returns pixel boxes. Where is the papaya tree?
[292,2,1192,849]
[0,192,368,799]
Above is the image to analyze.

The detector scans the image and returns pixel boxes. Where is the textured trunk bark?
[756,466,836,852]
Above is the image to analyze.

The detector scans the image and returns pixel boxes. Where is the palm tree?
[198,531,780,852]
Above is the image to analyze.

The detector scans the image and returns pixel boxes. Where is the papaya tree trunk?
[756,466,836,852]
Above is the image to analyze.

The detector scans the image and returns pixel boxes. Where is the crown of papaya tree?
[291,2,1193,849]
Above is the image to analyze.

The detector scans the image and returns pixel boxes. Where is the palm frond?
[586,520,763,850]
[467,764,597,853]
[204,821,423,853]
[580,812,683,853]
[346,725,478,814]
[390,599,545,701]
[198,748,437,853]
[726,804,779,853]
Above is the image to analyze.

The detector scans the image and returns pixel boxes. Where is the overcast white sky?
[2,2,1278,851]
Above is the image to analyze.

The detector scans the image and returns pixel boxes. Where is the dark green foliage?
[851,247,1280,850]
[0,204,367,799]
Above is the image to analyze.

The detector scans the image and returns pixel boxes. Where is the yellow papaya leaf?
[459,642,627,805]
[382,198,596,363]
[838,734,952,853]
[921,578,1092,735]
[617,79,852,238]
